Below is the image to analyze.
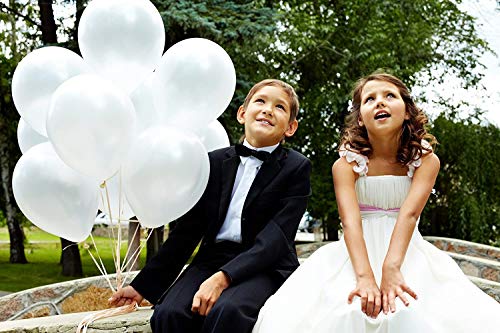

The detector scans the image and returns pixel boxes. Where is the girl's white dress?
[253,149,500,333]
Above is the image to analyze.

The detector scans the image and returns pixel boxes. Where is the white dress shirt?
[215,140,279,243]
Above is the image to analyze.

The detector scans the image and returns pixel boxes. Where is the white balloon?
[154,38,236,129]
[17,118,48,154]
[12,143,99,242]
[123,126,210,228]
[47,74,137,181]
[12,46,91,136]
[78,0,165,93]
[129,73,159,134]
[195,120,230,152]
[99,171,135,220]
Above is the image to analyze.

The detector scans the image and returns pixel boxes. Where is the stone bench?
[0,308,153,333]
[0,272,140,321]
[448,252,500,283]
[424,236,500,261]
[0,237,498,332]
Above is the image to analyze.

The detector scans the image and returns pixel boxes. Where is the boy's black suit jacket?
[131,144,312,304]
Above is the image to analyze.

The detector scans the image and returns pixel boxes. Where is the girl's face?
[358,80,408,136]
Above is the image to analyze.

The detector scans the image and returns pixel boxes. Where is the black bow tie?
[235,144,271,162]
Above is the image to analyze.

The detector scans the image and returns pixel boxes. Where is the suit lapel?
[218,149,240,224]
[244,145,287,210]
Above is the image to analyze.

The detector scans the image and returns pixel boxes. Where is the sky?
[462,0,500,126]
[414,0,500,126]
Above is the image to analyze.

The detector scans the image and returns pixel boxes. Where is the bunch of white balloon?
[11,0,233,242]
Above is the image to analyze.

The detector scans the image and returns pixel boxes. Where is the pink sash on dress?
[358,204,400,213]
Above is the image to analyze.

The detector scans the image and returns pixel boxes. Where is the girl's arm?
[381,153,440,314]
[332,157,382,319]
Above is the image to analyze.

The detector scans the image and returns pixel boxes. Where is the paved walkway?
[0,291,11,297]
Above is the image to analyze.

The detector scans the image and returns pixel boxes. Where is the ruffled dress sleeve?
[339,144,369,177]
[407,139,433,178]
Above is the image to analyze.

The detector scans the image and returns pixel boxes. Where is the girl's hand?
[348,276,382,318]
[380,265,417,314]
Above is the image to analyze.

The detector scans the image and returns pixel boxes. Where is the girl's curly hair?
[340,72,436,165]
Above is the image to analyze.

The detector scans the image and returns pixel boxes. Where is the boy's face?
[237,85,298,148]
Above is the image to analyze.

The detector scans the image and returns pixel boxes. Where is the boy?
[109,79,312,333]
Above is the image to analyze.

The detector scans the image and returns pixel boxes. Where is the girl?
[252,72,499,332]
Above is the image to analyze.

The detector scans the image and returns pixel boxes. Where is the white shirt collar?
[240,139,279,165]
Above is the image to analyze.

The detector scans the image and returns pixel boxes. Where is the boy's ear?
[236,105,245,124]
[284,119,299,138]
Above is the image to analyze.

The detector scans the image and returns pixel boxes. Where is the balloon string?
[101,181,122,288]
[120,220,141,272]
[99,183,118,268]
[84,240,115,293]
[120,228,155,289]
[76,302,137,333]
[103,181,120,278]
[88,233,111,279]
[115,170,124,278]
[118,168,124,226]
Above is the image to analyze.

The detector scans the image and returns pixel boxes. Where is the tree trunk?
[8,0,18,61]
[60,238,83,276]
[126,220,141,271]
[146,226,164,263]
[38,0,57,44]
[0,1,26,264]
[0,135,27,264]
[72,0,86,53]
[37,0,83,275]
[323,217,339,241]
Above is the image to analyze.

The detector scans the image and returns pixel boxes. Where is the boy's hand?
[108,285,144,307]
[191,271,231,316]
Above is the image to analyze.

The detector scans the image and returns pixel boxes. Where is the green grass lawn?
[0,227,147,292]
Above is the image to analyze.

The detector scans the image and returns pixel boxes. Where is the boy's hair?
[242,79,299,122]
[341,72,436,165]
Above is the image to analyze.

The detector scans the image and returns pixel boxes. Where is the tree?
[1,0,280,267]
[1,0,495,263]
[0,0,41,263]
[152,0,495,245]
[421,115,500,246]
[141,0,281,257]
[0,0,85,272]
[151,0,280,141]
[0,55,27,264]
[36,0,83,276]
[261,0,489,240]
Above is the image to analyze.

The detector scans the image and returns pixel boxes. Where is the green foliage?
[145,2,492,243]
[421,116,500,246]
[0,1,40,217]
[0,210,5,227]
[0,0,496,246]
[152,0,280,141]
[267,0,489,238]
[0,52,20,141]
